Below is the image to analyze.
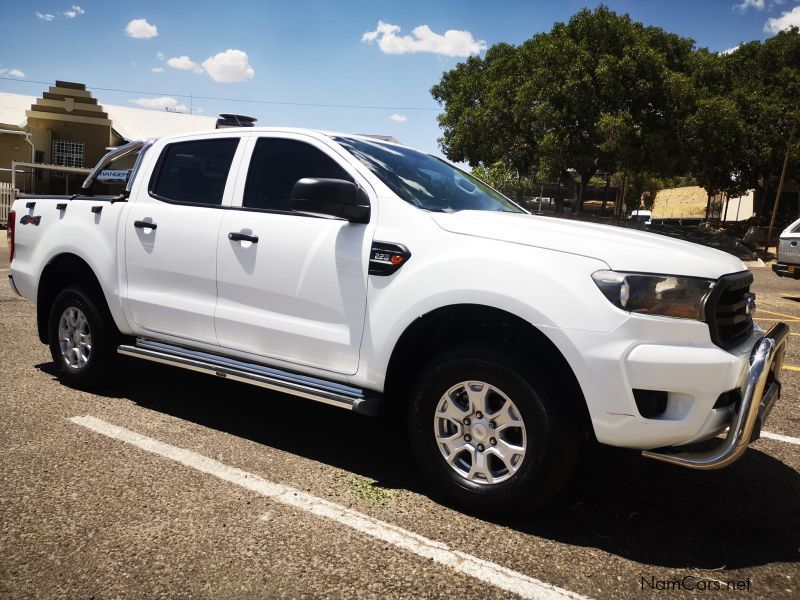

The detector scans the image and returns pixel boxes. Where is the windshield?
[333,136,524,214]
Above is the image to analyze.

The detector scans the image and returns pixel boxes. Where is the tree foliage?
[471,161,538,201]
[431,5,800,220]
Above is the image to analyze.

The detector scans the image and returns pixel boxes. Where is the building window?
[51,139,84,168]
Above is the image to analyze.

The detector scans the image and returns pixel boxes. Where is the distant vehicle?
[629,209,652,225]
[773,217,800,279]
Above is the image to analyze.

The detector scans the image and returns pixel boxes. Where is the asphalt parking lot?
[1,245,798,599]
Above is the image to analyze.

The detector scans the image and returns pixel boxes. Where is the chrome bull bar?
[643,322,789,470]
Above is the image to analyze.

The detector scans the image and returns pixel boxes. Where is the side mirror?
[291,178,370,224]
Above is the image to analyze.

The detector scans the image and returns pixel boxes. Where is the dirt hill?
[651,186,710,219]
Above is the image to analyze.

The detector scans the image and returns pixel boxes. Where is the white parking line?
[70,415,588,600]
[762,430,800,446]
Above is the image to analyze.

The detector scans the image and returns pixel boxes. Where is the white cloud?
[736,0,765,10]
[161,49,255,83]
[389,113,408,122]
[125,18,158,39]
[129,96,187,113]
[765,5,800,32]
[156,52,166,61]
[63,5,84,18]
[362,20,486,57]
[201,49,255,83]
[166,55,204,74]
[0,68,26,78]
[720,44,741,55]
[37,5,84,21]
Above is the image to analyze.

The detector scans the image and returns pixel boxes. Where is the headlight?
[591,270,715,320]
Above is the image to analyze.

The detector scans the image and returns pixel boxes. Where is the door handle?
[134,220,157,230]
[228,232,259,243]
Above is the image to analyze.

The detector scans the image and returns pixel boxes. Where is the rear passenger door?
[124,136,242,345]
[215,134,374,375]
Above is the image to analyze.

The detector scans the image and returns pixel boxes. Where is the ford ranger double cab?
[7,129,789,514]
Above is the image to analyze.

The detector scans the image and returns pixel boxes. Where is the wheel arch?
[36,253,120,344]
[382,303,593,435]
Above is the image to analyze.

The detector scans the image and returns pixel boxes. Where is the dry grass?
[651,186,712,218]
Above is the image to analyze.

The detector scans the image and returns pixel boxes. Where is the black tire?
[47,286,118,389]
[408,344,580,516]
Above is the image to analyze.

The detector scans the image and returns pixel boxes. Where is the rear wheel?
[48,286,118,389]
[408,345,580,516]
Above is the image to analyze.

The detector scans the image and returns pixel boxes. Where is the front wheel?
[48,286,118,389]
[408,345,580,516]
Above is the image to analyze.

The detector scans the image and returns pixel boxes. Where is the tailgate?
[778,237,800,264]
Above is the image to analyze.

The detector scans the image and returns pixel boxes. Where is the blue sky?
[0,0,798,155]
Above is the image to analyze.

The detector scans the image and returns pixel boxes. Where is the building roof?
[0,92,34,129]
[0,91,216,140]
[104,104,216,140]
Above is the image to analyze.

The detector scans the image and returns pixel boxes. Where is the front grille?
[705,271,754,350]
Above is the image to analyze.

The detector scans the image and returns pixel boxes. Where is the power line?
[0,76,443,112]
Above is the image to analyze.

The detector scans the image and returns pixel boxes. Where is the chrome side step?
[117,339,381,416]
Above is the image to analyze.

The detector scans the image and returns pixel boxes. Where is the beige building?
[0,81,216,194]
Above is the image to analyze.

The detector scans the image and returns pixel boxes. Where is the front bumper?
[642,322,788,469]
[772,262,800,279]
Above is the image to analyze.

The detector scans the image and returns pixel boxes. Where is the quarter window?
[243,138,352,212]
[150,138,239,206]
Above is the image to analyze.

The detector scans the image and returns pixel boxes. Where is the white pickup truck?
[773,217,800,279]
[7,128,789,514]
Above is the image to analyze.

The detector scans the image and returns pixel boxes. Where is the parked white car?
[773,217,800,279]
[629,209,652,225]
[7,128,788,514]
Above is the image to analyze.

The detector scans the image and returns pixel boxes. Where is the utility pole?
[765,100,800,255]
[722,193,729,226]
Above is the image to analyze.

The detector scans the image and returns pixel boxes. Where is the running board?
[117,339,381,417]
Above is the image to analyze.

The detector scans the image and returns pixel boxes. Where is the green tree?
[683,96,746,211]
[471,161,537,201]
[432,5,696,212]
[723,31,800,222]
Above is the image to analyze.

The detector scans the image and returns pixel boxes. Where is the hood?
[431,211,746,280]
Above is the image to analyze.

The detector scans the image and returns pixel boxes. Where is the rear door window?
[243,138,352,212]
[150,138,239,206]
